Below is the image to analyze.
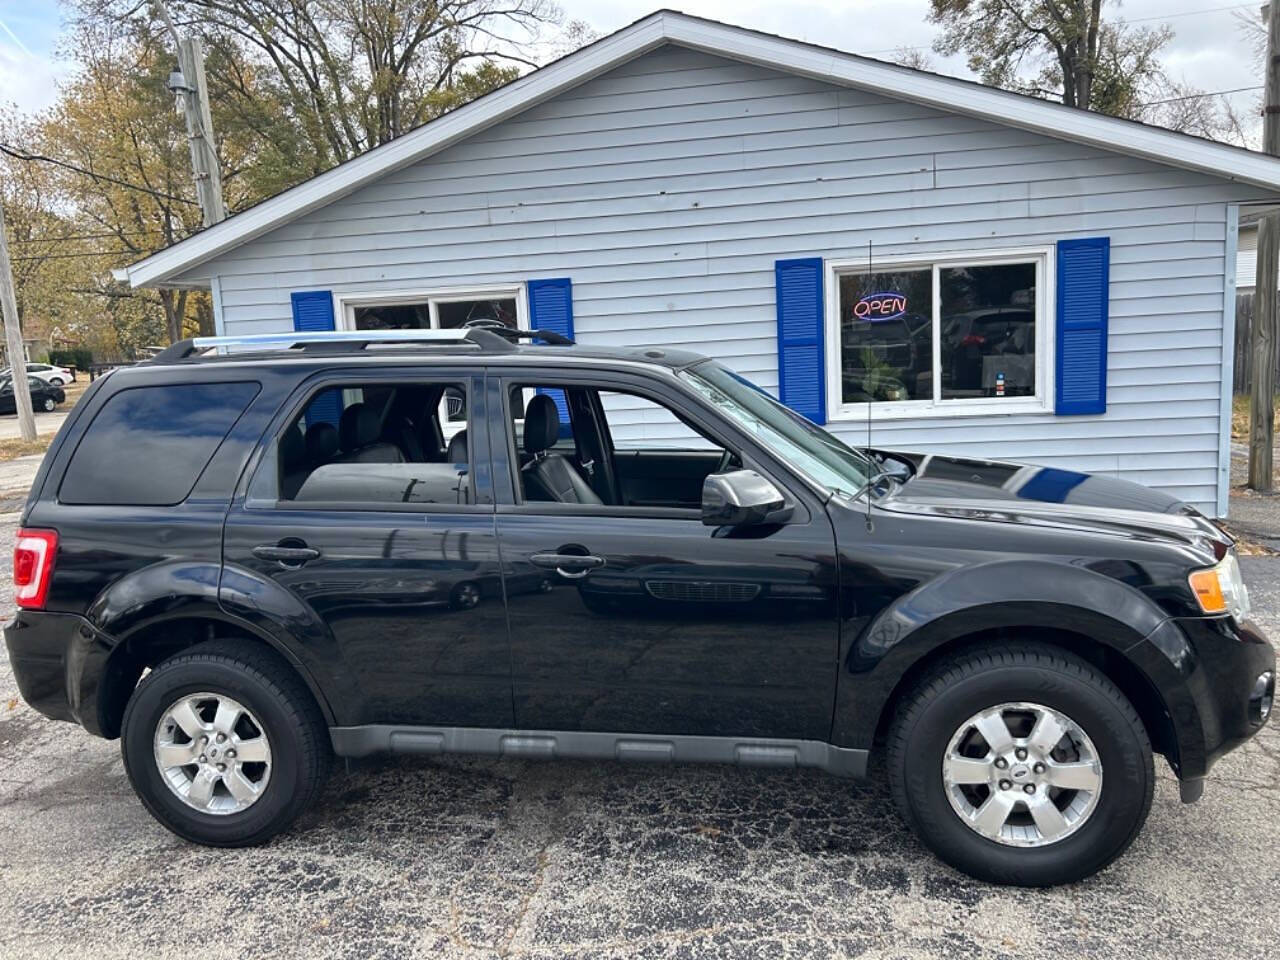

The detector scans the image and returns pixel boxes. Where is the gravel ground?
[1,510,1278,960]
[1229,446,1280,550]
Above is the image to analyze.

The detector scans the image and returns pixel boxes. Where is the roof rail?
[147,325,572,364]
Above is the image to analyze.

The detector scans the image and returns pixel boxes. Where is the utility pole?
[154,3,225,227]
[1249,0,1280,491]
[0,203,38,443]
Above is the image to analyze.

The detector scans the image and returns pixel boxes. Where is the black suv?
[5,327,1274,887]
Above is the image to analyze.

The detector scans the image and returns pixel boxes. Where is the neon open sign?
[853,291,908,322]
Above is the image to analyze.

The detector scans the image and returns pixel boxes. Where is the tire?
[449,581,481,609]
[48,377,63,386]
[887,643,1153,887]
[121,638,331,846]
[42,397,56,412]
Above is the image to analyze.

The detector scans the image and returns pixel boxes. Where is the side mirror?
[702,469,792,527]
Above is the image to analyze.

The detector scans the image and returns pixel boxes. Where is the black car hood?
[873,452,1227,552]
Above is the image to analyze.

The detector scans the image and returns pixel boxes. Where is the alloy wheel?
[942,701,1102,847]
[153,692,272,815]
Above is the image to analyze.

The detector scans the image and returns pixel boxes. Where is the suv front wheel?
[888,643,1153,886]
[121,638,331,846]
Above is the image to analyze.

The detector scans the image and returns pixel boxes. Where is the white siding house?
[122,11,1280,517]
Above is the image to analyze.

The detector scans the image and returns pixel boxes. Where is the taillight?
[961,334,987,347]
[14,529,57,609]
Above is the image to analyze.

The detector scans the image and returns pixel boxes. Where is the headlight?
[1188,551,1251,620]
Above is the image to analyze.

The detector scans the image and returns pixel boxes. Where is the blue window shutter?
[290,291,341,426]
[290,290,336,333]
[1055,238,1109,415]
[775,258,826,424]
[528,279,575,436]
[527,278,574,342]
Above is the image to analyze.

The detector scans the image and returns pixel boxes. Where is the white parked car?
[0,363,75,386]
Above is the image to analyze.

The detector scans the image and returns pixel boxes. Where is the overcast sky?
[0,1,1265,140]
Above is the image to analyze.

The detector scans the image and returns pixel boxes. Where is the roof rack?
[148,325,573,363]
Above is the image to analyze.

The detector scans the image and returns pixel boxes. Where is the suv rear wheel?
[887,643,1153,886]
[121,638,331,846]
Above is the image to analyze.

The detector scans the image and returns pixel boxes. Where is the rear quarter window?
[59,382,260,506]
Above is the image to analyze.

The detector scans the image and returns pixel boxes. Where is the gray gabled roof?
[123,9,1280,288]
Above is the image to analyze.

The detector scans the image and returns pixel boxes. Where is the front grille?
[643,580,760,602]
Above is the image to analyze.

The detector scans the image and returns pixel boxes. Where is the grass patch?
[0,436,51,461]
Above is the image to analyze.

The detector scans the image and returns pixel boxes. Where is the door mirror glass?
[702,469,791,527]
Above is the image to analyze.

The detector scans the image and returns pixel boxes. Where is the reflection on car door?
[489,371,841,741]
[219,370,514,728]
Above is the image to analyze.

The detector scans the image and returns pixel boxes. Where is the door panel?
[223,510,510,726]
[220,370,511,728]
[490,370,840,741]
[497,511,839,739]
[612,450,724,507]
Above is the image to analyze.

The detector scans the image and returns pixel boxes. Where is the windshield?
[679,362,874,497]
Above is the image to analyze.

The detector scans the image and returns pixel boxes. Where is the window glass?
[352,297,518,330]
[939,263,1037,400]
[838,269,933,403]
[435,299,517,329]
[273,381,471,504]
[680,364,871,497]
[511,383,731,509]
[600,391,716,450]
[61,382,260,506]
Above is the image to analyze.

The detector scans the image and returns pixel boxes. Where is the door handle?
[529,553,605,579]
[253,544,321,567]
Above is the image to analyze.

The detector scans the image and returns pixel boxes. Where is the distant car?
[0,363,75,387]
[0,375,64,414]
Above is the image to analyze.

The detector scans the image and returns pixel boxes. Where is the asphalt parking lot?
[0,510,1277,960]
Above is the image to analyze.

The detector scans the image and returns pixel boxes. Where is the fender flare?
[87,560,343,728]
[833,559,1182,749]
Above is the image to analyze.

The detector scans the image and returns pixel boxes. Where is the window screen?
[60,382,260,506]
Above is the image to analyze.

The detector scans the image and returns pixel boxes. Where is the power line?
[1128,3,1252,25]
[0,143,199,207]
[11,249,138,262]
[1140,84,1264,106]
[10,230,168,245]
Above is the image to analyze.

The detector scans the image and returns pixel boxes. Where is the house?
[119,10,1280,518]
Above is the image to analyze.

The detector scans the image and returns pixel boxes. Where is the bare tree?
[890,47,934,72]
[73,0,568,169]
[929,0,1170,112]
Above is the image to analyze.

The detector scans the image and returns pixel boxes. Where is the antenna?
[865,238,875,534]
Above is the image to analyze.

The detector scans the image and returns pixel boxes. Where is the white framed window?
[333,284,528,333]
[825,248,1054,421]
[333,284,528,438]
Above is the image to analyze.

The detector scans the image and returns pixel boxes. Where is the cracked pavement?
[1,511,1278,960]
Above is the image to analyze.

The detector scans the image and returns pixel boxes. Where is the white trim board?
[1219,204,1240,519]
[824,245,1056,422]
[122,9,1280,290]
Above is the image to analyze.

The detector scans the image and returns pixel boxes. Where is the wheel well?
[98,617,331,739]
[870,626,1176,764]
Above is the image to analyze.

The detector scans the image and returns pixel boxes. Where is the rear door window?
[59,382,260,506]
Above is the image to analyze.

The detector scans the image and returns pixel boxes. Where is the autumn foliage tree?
[1,0,580,352]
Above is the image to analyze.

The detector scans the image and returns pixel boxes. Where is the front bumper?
[4,610,115,736]
[1133,614,1276,794]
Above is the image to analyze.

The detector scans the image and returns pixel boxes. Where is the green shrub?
[46,347,94,370]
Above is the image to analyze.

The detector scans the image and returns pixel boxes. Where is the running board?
[329,725,869,779]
